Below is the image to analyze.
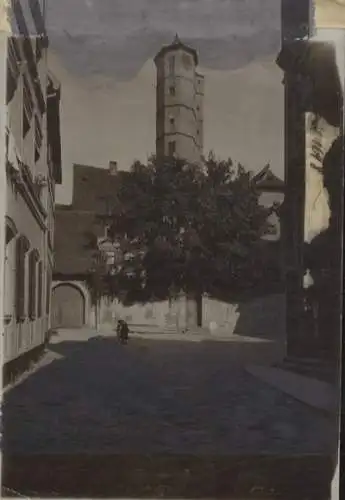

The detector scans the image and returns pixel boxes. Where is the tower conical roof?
[154,34,198,65]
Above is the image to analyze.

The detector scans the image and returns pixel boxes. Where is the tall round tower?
[154,35,204,165]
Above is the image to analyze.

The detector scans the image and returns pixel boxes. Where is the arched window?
[28,249,39,319]
[15,235,30,321]
[5,216,17,244]
[4,217,18,321]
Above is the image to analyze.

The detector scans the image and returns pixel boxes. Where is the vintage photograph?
[0,0,343,498]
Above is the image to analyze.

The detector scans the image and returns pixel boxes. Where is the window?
[7,37,20,103]
[37,261,43,317]
[36,37,43,61]
[169,55,175,75]
[168,141,176,157]
[8,37,20,79]
[28,250,39,319]
[46,270,51,315]
[22,76,33,137]
[169,117,175,131]
[4,219,18,321]
[15,236,30,321]
[169,85,176,96]
[34,115,43,162]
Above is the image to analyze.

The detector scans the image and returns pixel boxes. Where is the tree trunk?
[185,291,202,329]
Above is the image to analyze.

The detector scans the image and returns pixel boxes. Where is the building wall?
[98,298,172,330]
[258,190,284,208]
[155,45,204,164]
[3,2,58,364]
[0,32,8,367]
[94,293,285,338]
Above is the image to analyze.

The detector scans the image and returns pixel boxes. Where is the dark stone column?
[283,73,307,360]
[281,0,313,43]
[280,0,313,360]
[279,36,343,364]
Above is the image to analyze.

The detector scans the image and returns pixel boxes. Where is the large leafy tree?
[102,153,271,326]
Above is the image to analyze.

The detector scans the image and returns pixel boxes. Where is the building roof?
[54,164,127,276]
[154,34,198,66]
[252,165,285,191]
[54,207,104,276]
[72,164,120,211]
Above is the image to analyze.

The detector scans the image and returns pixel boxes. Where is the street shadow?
[1,334,336,498]
[233,293,286,341]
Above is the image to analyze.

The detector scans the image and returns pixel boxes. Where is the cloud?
[46,0,281,79]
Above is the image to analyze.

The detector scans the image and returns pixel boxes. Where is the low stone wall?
[98,293,286,339]
[98,297,186,330]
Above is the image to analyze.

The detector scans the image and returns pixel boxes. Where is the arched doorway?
[52,283,85,328]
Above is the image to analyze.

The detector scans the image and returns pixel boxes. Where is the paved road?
[2,329,336,455]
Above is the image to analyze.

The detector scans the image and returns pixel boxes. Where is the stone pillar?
[281,0,313,43]
[280,0,314,360]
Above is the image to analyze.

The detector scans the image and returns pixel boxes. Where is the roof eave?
[154,43,198,66]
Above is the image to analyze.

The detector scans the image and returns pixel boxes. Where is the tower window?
[169,56,175,75]
[168,141,176,157]
[169,117,175,132]
[169,85,176,96]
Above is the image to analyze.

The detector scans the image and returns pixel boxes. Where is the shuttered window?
[168,141,176,156]
[7,37,20,103]
[36,37,43,61]
[46,270,51,315]
[15,236,29,321]
[8,37,20,79]
[23,75,33,137]
[34,114,43,162]
[28,250,39,319]
[37,261,43,317]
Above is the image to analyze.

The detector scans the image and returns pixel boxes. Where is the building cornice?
[158,102,199,121]
[7,161,47,231]
[157,74,204,97]
[156,130,202,149]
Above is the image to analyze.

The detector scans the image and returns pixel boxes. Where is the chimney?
[109,161,118,175]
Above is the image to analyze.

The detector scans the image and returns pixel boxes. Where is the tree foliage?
[103,153,271,305]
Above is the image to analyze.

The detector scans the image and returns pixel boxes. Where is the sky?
[45,0,284,205]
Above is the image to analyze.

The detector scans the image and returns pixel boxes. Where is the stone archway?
[51,283,86,329]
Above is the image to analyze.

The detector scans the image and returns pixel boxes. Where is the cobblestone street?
[2,328,336,456]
